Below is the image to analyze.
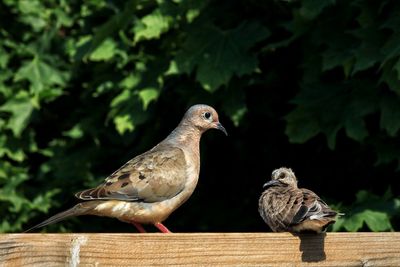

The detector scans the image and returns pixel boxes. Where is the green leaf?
[0,192,29,213]
[0,135,26,162]
[17,0,47,31]
[62,124,84,139]
[0,159,59,232]
[0,92,34,137]
[0,161,29,201]
[340,212,364,232]
[14,57,66,94]
[119,74,141,90]
[75,0,140,61]
[381,32,400,63]
[222,88,248,127]
[0,47,10,68]
[186,9,200,23]
[110,89,130,108]
[299,0,336,20]
[109,90,149,135]
[351,27,384,75]
[343,210,392,232]
[53,8,74,27]
[89,38,117,61]
[334,190,399,232]
[344,117,368,142]
[175,22,270,91]
[29,189,60,213]
[373,139,400,167]
[285,82,377,148]
[18,0,46,15]
[285,108,320,144]
[138,88,159,110]
[380,94,400,136]
[322,49,354,73]
[133,9,173,43]
[230,106,247,127]
[380,59,400,94]
[114,114,135,134]
[363,211,393,232]
[165,60,179,75]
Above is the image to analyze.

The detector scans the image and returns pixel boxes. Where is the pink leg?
[154,222,171,233]
[131,221,146,233]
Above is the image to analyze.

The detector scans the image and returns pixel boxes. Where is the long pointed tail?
[25,203,93,232]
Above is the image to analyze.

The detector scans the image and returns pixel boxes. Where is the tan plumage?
[258,167,339,233]
[76,146,187,203]
[27,104,227,233]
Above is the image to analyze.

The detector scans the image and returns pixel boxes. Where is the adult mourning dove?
[258,167,339,233]
[27,104,227,233]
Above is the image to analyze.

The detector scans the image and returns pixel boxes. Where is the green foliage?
[0,92,34,137]
[286,81,378,149]
[333,190,400,232]
[285,1,400,151]
[175,21,270,91]
[1,0,400,232]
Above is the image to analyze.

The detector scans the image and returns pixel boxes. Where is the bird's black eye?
[204,112,211,119]
[279,173,286,179]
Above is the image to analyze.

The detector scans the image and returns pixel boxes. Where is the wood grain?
[0,233,399,266]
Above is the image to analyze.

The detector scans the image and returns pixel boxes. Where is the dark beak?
[215,122,228,136]
[263,180,280,189]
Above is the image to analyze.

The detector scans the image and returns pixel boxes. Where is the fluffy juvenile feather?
[258,167,340,233]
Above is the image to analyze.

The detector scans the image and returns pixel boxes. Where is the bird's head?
[183,104,227,136]
[263,167,298,189]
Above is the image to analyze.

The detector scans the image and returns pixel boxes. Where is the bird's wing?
[291,188,337,224]
[75,146,187,203]
[259,187,304,231]
[277,188,305,227]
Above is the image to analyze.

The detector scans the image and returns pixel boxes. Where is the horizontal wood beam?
[1,233,399,266]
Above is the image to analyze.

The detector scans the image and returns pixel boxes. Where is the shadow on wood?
[297,233,326,262]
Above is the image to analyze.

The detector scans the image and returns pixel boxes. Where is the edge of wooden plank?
[1,233,399,266]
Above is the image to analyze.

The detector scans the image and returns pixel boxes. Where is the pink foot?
[154,222,171,233]
[131,221,146,233]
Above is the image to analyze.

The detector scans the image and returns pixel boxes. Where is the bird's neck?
[163,122,202,150]
[161,122,202,178]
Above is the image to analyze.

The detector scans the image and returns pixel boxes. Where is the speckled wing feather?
[259,187,303,232]
[293,188,337,224]
[75,146,187,203]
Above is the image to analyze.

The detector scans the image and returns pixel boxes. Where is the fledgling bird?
[258,167,339,233]
[27,104,227,233]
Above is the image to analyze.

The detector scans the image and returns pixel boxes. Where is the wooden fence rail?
[0,233,399,266]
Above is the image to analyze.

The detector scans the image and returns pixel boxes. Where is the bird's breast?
[91,200,180,224]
